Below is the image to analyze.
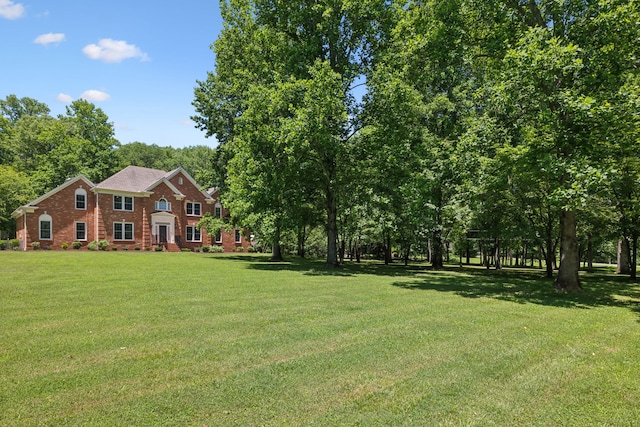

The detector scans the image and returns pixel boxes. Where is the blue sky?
[0,0,223,148]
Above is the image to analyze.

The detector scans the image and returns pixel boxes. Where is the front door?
[151,213,176,245]
[159,225,168,244]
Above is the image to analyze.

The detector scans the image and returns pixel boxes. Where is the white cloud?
[34,33,66,46]
[79,90,111,102]
[56,93,73,103]
[0,0,24,19]
[82,38,150,63]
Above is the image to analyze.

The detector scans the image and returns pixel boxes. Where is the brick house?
[12,166,251,252]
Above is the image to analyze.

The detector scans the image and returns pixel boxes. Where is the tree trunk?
[494,238,502,270]
[586,235,594,273]
[297,225,306,258]
[384,233,392,265]
[404,244,411,266]
[544,240,554,278]
[465,240,470,265]
[617,239,631,274]
[554,210,582,291]
[631,234,638,281]
[538,248,542,269]
[432,229,444,269]
[271,226,284,262]
[326,186,339,267]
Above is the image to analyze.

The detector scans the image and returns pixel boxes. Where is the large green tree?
[0,165,34,238]
[361,65,430,265]
[0,95,50,124]
[477,0,639,290]
[224,78,318,261]
[33,99,120,192]
[194,0,395,266]
[364,0,479,268]
[606,74,640,280]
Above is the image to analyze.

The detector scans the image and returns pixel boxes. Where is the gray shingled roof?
[95,165,169,192]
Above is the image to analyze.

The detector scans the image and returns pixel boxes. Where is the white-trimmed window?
[214,203,222,218]
[113,196,133,212]
[113,222,134,240]
[114,195,134,211]
[186,226,201,242]
[75,222,87,241]
[215,229,222,243]
[155,198,171,211]
[235,229,242,243]
[178,177,183,185]
[39,214,52,240]
[186,202,202,216]
[75,188,87,210]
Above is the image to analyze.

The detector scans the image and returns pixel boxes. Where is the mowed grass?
[1,252,639,426]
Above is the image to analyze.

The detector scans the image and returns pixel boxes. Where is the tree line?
[0,95,223,238]
[192,0,640,290]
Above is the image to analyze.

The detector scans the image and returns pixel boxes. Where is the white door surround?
[151,212,176,244]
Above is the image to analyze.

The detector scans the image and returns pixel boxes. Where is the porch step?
[166,242,181,252]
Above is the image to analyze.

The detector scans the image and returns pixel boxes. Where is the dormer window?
[155,198,171,211]
[75,188,87,210]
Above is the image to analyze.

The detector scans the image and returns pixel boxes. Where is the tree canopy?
[0,95,222,238]
[192,0,640,286]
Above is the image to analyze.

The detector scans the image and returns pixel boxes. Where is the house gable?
[12,175,95,218]
[145,177,185,200]
[165,168,215,204]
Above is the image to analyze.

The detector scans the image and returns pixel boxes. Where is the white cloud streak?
[82,38,150,63]
[0,0,24,19]
[80,90,111,102]
[34,33,66,46]
[56,93,73,103]
[56,91,111,103]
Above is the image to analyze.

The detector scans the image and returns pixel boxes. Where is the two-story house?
[12,166,250,252]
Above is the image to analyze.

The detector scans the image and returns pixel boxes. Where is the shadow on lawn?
[393,267,640,313]
[209,255,640,315]
[218,254,431,277]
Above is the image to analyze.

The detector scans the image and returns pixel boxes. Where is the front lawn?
[1,252,639,426]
